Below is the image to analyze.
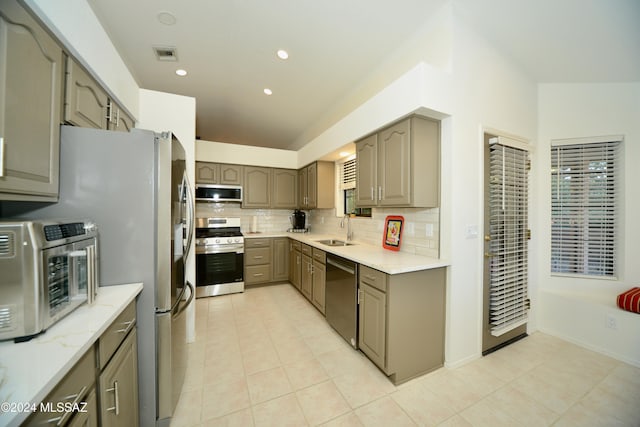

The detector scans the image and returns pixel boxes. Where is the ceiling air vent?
[153,46,178,62]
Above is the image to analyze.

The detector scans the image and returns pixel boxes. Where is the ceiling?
[88,0,640,150]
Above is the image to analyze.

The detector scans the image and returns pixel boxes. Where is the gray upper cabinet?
[243,166,271,208]
[356,115,440,208]
[64,56,109,129]
[0,0,63,201]
[107,100,134,132]
[271,168,297,209]
[196,162,243,185]
[299,161,335,209]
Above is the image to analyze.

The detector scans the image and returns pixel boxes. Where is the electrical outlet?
[320,216,324,224]
[425,223,434,237]
[406,222,415,235]
[606,314,617,330]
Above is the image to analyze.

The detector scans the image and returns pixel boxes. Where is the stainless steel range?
[195,218,244,297]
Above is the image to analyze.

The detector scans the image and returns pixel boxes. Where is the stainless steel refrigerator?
[5,125,195,426]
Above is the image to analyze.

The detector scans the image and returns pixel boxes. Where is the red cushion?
[617,287,640,314]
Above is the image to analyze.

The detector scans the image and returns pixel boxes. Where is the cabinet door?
[358,283,386,369]
[272,168,297,209]
[378,119,411,206]
[355,134,378,207]
[243,166,271,208]
[196,162,219,184]
[0,1,62,200]
[64,57,108,129]
[292,250,302,290]
[68,388,98,427]
[272,237,290,281]
[219,164,243,185]
[298,167,308,208]
[311,259,326,314]
[306,163,317,208]
[301,255,312,300]
[107,103,134,132]
[100,329,139,427]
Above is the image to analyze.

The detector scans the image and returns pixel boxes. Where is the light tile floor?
[171,284,640,427]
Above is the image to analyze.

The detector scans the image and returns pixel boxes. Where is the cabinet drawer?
[245,265,271,284]
[312,248,326,264]
[245,238,271,248]
[28,347,96,425]
[301,244,312,257]
[359,265,387,292]
[245,247,271,265]
[290,239,301,252]
[99,301,136,370]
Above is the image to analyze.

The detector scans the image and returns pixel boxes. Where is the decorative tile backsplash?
[195,203,439,258]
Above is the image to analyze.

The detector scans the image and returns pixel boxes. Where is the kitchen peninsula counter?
[0,283,143,427]
[244,232,448,275]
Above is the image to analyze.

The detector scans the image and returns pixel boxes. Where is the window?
[340,157,371,217]
[551,137,621,278]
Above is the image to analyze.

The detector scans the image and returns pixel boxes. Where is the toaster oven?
[0,220,98,342]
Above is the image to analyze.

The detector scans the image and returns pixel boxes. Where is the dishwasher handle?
[326,257,356,275]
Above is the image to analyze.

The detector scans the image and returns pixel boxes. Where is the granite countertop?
[244,232,448,274]
[0,283,143,427]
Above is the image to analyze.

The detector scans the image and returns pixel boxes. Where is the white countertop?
[0,283,143,427]
[244,232,448,274]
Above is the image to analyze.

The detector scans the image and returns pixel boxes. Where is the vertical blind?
[488,139,529,337]
[551,137,621,277]
[341,157,356,190]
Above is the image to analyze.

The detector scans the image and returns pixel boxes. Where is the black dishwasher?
[325,254,359,348]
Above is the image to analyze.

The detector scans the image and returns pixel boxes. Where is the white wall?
[138,89,197,343]
[196,140,297,169]
[535,83,640,366]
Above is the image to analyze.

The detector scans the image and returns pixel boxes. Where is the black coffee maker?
[290,209,306,230]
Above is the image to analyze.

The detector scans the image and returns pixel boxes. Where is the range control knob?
[227,238,232,243]
[235,238,241,243]
[215,238,220,244]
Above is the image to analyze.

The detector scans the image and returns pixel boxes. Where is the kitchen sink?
[315,239,355,247]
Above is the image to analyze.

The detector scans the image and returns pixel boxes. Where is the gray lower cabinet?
[300,244,313,300]
[25,300,139,426]
[99,328,138,427]
[64,56,109,129]
[272,237,290,281]
[245,237,291,285]
[245,238,272,284]
[289,240,302,290]
[0,0,63,201]
[358,265,446,384]
[311,248,326,314]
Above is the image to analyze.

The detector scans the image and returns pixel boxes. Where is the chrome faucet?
[340,214,353,242]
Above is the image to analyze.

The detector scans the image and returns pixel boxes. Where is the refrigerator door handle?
[174,281,194,318]
[182,171,195,261]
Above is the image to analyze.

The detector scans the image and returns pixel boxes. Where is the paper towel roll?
[251,216,258,233]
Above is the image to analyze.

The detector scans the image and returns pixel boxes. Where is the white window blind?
[551,137,621,277]
[488,139,529,337]
[340,157,356,190]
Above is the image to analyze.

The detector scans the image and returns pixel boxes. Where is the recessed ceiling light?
[176,69,187,76]
[277,49,289,60]
[263,88,273,95]
[157,11,176,25]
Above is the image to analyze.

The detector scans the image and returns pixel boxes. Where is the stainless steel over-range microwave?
[0,220,99,342]
[195,184,243,202]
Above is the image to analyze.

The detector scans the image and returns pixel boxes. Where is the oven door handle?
[197,245,244,254]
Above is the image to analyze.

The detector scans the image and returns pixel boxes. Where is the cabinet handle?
[106,380,120,415]
[115,318,135,335]
[46,385,87,426]
[0,137,4,177]
[378,186,382,201]
[253,255,264,259]
[254,273,264,277]
[370,186,374,201]
[365,274,376,281]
